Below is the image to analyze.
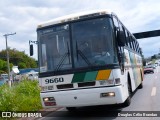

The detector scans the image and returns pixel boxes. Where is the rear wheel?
[138,72,143,89]
[138,81,143,89]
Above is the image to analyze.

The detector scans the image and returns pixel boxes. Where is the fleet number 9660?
[45,77,64,84]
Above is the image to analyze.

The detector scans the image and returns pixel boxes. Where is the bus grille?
[56,81,96,89]
[78,81,95,87]
[57,84,73,89]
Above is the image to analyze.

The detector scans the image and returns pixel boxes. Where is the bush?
[0,80,42,111]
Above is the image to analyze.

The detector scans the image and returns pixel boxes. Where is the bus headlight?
[98,79,114,85]
[43,97,49,102]
[98,78,121,86]
[43,97,55,102]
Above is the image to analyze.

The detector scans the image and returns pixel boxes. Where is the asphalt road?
[38,66,160,120]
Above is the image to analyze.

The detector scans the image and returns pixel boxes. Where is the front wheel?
[138,82,143,89]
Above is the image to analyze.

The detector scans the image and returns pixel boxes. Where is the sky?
[0,0,160,59]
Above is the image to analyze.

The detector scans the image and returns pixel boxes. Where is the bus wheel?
[138,81,143,89]
[66,107,76,111]
[123,83,131,107]
[138,72,143,89]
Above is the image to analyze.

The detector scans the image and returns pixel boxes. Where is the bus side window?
[132,39,136,51]
[128,34,133,49]
[113,16,123,55]
[138,43,140,53]
[113,17,125,63]
[125,30,130,48]
[130,36,136,52]
[119,24,127,46]
[135,41,138,52]
[128,32,133,49]
[130,36,134,50]
[113,16,119,28]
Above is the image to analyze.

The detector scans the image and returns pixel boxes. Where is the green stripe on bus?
[84,71,98,82]
[72,72,86,83]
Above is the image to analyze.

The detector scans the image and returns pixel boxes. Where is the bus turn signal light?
[43,97,56,106]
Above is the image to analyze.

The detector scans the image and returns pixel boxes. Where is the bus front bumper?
[40,85,127,108]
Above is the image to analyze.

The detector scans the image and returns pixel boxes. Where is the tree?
[0,48,37,73]
[18,62,27,68]
[0,59,13,73]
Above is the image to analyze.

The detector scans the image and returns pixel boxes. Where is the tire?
[138,82,143,89]
[66,107,76,111]
[123,83,131,107]
[138,72,143,89]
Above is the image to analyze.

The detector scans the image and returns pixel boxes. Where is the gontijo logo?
[45,77,64,84]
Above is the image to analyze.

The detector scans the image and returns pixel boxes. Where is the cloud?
[0,0,160,59]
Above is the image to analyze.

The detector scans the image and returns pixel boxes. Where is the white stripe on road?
[151,87,156,96]
[155,76,157,79]
[57,107,65,111]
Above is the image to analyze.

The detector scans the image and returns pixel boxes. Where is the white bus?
[35,9,143,111]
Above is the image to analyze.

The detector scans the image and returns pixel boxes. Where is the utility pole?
[3,32,16,87]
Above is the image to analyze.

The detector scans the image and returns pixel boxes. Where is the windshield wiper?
[76,41,92,66]
[55,42,71,71]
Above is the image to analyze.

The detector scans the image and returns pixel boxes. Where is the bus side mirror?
[117,31,125,46]
[30,44,33,56]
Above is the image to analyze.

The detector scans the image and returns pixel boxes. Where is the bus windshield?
[38,17,118,73]
[72,18,117,68]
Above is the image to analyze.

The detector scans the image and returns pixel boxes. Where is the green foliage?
[0,80,42,111]
[0,48,37,73]
[18,62,27,68]
[0,59,13,73]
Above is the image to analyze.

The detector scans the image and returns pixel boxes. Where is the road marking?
[151,87,156,96]
[57,107,65,111]
[155,76,157,79]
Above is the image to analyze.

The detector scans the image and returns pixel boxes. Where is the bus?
[34,9,143,111]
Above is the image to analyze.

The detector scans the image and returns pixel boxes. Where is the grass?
[0,80,42,112]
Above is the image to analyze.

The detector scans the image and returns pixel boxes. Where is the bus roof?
[37,9,111,29]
